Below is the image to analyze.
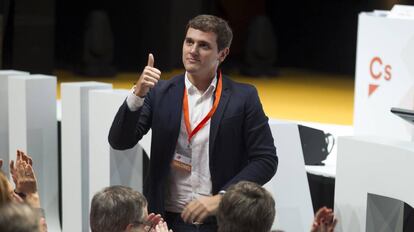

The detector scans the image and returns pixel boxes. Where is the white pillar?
[61,82,112,232]
[88,89,149,217]
[0,70,29,174]
[8,74,60,232]
[265,120,314,232]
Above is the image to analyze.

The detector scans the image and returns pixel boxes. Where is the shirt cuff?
[126,86,145,111]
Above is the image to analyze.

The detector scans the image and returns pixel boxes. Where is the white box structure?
[0,70,29,174]
[265,120,314,232]
[335,136,414,232]
[354,13,414,140]
[61,82,112,232]
[8,75,60,232]
[88,89,150,215]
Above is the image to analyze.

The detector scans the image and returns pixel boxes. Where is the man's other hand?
[181,194,222,224]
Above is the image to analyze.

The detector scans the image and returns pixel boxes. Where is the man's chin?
[184,65,199,74]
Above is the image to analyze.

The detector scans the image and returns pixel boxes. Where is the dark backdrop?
[1,0,410,75]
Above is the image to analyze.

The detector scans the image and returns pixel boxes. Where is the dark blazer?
[108,74,278,214]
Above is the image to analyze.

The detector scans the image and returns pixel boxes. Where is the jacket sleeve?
[108,90,153,150]
[222,87,278,190]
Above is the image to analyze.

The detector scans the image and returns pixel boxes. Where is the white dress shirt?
[126,73,216,213]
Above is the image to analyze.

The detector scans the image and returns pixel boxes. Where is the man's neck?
[187,71,216,92]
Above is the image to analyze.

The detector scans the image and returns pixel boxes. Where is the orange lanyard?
[183,71,223,144]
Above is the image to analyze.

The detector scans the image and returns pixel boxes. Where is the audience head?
[90,185,148,232]
[217,181,276,232]
[0,203,40,232]
[186,14,233,51]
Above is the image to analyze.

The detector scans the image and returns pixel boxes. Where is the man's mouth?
[187,57,199,63]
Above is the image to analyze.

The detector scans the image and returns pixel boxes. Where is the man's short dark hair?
[90,185,147,232]
[186,14,233,51]
[0,203,40,232]
[217,181,276,232]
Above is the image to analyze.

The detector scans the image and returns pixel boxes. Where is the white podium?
[354,12,414,141]
[88,89,150,204]
[265,120,314,232]
[8,75,60,232]
[335,136,414,232]
[61,82,112,232]
[0,70,29,174]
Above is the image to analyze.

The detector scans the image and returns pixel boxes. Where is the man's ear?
[218,47,230,63]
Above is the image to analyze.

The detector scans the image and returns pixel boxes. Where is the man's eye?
[200,44,210,49]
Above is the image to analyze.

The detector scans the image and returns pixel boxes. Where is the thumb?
[147,53,154,67]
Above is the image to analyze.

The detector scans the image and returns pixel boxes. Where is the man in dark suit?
[109,14,278,232]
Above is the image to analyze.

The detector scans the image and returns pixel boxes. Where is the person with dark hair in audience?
[0,203,42,232]
[217,181,275,232]
[108,14,278,232]
[217,181,337,232]
[90,185,172,232]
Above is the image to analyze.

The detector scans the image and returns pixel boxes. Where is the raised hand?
[144,213,163,232]
[10,150,38,194]
[310,207,337,232]
[154,221,173,232]
[134,53,161,97]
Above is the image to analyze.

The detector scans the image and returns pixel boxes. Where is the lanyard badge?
[171,71,223,173]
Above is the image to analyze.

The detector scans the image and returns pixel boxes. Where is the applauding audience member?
[310,207,337,232]
[217,181,276,232]
[217,181,337,232]
[90,185,172,232]
[9,150,41,208]
[0,171,13,204]
[0,150,47,232]
[0,203,42,232]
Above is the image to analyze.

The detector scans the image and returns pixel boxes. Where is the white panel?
[88,89,150,208]
[354,13,414,140]
[265,120,314,232]
[8,75,60,232]
[0,70,29,175]
[61,82,112,232]
[335,136,414,232]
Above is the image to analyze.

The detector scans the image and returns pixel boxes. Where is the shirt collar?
[184,72,217,95]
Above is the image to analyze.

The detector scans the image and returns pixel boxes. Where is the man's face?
[182,27,228,78]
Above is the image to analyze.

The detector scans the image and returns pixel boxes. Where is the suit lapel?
[167,76,185,149]
[209,77,232,158]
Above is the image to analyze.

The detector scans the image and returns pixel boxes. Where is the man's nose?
[190,44,198,54]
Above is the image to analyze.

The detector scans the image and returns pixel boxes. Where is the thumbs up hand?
[135,53,161,97]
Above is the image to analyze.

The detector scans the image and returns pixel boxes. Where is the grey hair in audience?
[90,185,147,232]
[217,181,276,232]
[0,203,40,232]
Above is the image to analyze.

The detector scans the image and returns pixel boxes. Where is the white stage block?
[8,75,60,232]
[265,120,314,232]
[61,82,112,232]
[0,70,29,174]
[89,89,149,206]
[335,136,414,232]
[354,13,414,140]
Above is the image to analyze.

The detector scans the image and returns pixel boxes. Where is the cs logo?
[368,56,392,97]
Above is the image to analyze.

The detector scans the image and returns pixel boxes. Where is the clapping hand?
[10,150,37,194]
[310,207,337,232]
